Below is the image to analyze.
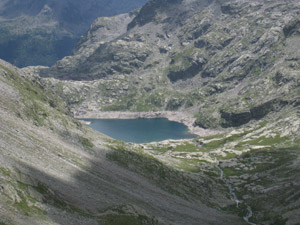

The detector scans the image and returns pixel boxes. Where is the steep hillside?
[0,0,147,67]
[0,59,246,224]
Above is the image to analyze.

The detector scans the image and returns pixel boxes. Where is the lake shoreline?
[74,111,218,136]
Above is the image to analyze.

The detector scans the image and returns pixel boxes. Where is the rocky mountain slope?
[37,0,300,131]
[0,59,246,224]
[0,0,147,67]
[32,0,300,223]
[2,59,300,224]
[1,0,300,224]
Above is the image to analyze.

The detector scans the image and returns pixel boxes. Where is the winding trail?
[217,162,257,225]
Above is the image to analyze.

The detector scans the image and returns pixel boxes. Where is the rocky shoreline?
[74,110,219,136]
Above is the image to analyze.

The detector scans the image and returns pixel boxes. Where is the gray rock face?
[283,17,300,37]
[220,99,289,127]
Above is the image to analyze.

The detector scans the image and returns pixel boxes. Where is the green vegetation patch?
[175,159,205,173]
[13,182,46,216]
[152,146,170,153]
[222,167,241,177]
[14,194,45,216]
[0,168,11,177]
[173,142,199,152]
[237,134,289,148]
[217,152,238,160]
[202,133,226,140]
[79,136,94,150]
[200,132,248,152]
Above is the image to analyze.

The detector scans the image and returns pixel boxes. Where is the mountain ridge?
[36,0,300,130]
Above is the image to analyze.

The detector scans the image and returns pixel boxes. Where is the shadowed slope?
[0,60,242,224]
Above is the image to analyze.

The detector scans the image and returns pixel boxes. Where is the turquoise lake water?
[84,118,197,143]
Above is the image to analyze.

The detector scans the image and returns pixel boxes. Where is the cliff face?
[0,0,147,67]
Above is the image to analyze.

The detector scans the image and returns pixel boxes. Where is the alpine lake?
[83,118,197,143]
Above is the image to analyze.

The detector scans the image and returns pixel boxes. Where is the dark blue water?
[84,118,197,143]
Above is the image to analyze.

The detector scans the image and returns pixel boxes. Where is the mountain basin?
[82,118,197,143]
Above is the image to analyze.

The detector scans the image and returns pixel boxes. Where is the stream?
[217,162,257,225]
